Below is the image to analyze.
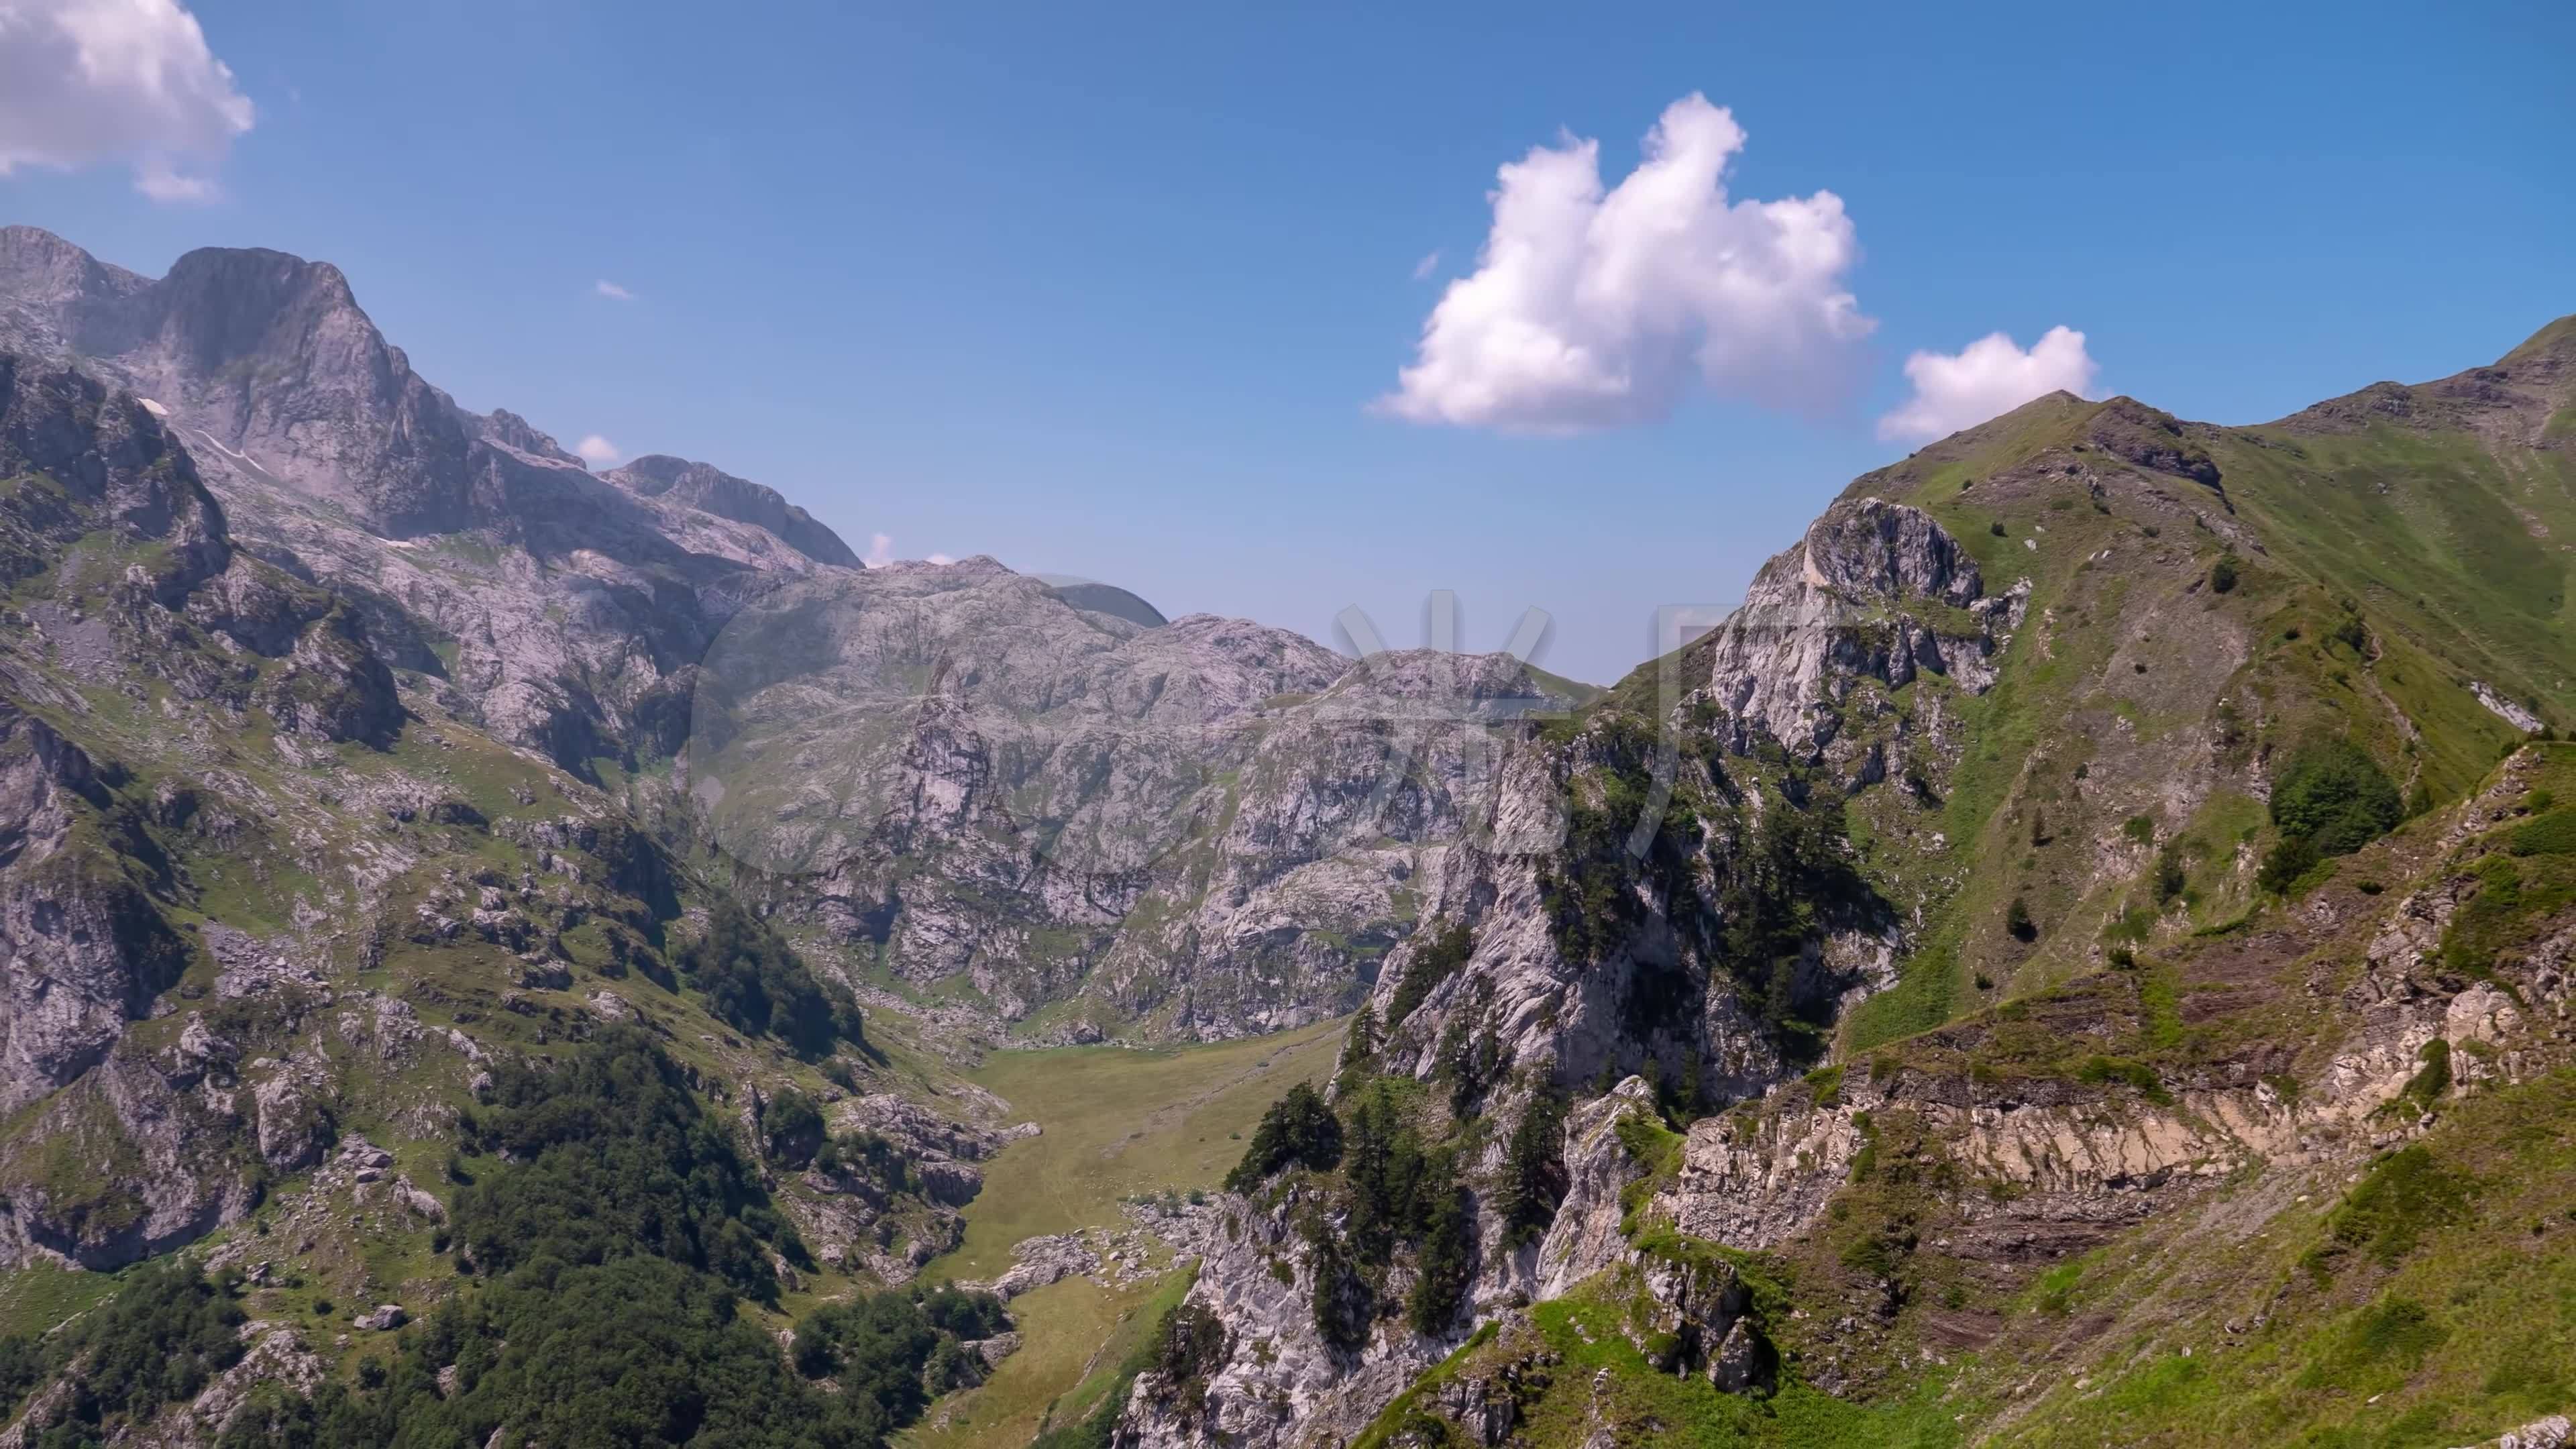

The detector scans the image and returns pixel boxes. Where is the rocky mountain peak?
[602,453,860,568]
[2082,394,2224,487]
[2272,315,2576,439]
[1792,496,1982,606]
[480,408,580,465]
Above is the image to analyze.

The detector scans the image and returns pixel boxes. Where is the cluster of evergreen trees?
[1223,1081,1341,1190]
[197,1029,1000,1449]
[1226,1073,1561,1356]
[676,901,867,1060]
[0,1258,250,1448]
[449,1026,810,1303]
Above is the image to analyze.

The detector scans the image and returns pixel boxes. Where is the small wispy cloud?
[594,279,635,301]
[574,434,621,466]
[1411,250,1442,281]
[862,533,954,568]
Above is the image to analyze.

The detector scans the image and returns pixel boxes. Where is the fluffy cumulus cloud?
[1876,326,2099,443]
[1378,93,1873,433]
[594,278,634,301]
[0,0,254,201]
[574,434,620,466]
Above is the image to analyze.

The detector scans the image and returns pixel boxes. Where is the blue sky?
[5,1,2572,683]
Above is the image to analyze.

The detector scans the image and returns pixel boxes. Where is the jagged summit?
[603,453,861,568]
[0,227,857,559]
[0,226,880,773]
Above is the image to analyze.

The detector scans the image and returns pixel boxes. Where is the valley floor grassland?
[908,1267,1193,1449]
[929,1016,1345,1283]
[902,1018,1342,1449]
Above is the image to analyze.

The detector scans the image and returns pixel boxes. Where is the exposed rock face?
[0,355,402,1147]
[0,700,178,1111]
[605,454,861,568]
[696,566,1592,1034]
[0,225,860,776]
[1691,495,2025,759]
[1531,1077,1665,1297]
[1121,1180,1454,1449]
[1117,508,2006,1446]
[2,227,1599,1040]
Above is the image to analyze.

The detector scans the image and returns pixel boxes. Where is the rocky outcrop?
[606,454,861,568]
[1690,496,2025,759]
[1120,1181,1456,1449]
[0,701,186,1112]
[696,564,1596,1035]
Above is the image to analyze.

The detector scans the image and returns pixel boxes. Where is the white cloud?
[0,0,254,202]
[594,278,634,301]
[574,434,620,466]
[861,533,951,568]
[1411,250,1441,281]
[1377,93,1872,434]
[1876,326,2099,443]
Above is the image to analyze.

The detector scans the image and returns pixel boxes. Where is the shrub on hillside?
[2508,809,2576,857]
[760,1087,826,1167]
[2270,738,2403,858]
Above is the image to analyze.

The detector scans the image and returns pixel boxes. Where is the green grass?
[2214,423,2575,735]
[0,1263,120,1340]
[1383,1273,1967,1448]
[1984,1067,2576,1447]
[927,1018,1344,1281]
[904,1267,1189,1449]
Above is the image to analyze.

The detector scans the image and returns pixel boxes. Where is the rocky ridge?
[1114,320,2576,1448]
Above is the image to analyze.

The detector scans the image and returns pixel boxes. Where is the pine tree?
[1405,1187,1474,1335]
[1497,1093,1568,1246]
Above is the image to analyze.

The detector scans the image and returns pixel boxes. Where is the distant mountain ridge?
[4,215,2576,1447]
[0,225,1591,1046]
[0,224,875,774]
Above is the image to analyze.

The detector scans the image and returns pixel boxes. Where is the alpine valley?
[1,223,2573,1449]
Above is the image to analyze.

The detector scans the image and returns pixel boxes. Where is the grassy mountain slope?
[1173,317,2576,1449]
[0,353,1014,1446]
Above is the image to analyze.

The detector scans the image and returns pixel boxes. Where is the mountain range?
[0,222,2572,1448]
